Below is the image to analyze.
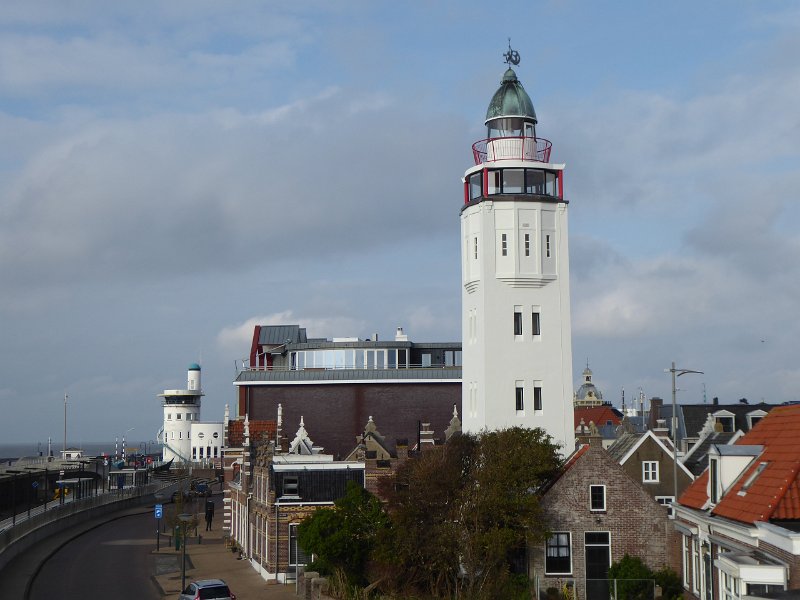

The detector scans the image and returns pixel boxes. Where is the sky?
[1,1,799,447]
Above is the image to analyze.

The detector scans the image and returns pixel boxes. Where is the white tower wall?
[461,162,575,452]
[159,363,204,463]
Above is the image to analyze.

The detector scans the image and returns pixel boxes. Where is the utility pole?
[63,394,68,456]
[666,362,703,508]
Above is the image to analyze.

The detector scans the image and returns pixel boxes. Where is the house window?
[714,414,735,433]
[682,535,691,588]
[643,461,659,483]
[721,571,740,600]
[514,310,523,336]
[534,386,542,411]
[590,485,606,511]
[532,312,541,336]
[283,476,299,497]
[545,532,571,575]
[655,496,675,517]
[515,385,524,412]
[692,538,701,594]
[710,458,719,504]
[501,233,508,256]
[288,523,308,568]
[524,233,530,256]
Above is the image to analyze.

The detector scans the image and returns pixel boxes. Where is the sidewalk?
[152,498,298,600]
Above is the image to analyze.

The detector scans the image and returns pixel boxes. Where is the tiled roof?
[227,419,277,447]
[606,432,640,462]
[541,444,589,493]
[678,405,800,523]
[574,406,622,428]
[683,431,737,476]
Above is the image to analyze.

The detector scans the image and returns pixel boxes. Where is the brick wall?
[240,382,460,458]
[533,444,674,599]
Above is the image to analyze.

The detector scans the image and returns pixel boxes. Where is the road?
[29,509,163,600]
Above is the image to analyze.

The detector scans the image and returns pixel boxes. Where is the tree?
[378,427,563,599]
[297,481,388,586]
[608,554,655,600]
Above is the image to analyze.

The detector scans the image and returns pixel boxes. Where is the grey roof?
[606,432,642,462]
[659,402,778,441]
[683,431,737,476]
[258,325,307,346]
[236,367,462,384]
[713,444,763,456]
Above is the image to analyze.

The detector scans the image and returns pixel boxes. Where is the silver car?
[179,579,236,600]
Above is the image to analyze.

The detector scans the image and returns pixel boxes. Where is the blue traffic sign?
[32,481,39,489]
[155,504,163,519]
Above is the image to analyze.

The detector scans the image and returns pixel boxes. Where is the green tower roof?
[485,68,537,124]
[188,363,201,371]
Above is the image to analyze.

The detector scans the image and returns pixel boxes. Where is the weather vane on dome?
[503,38,520,66]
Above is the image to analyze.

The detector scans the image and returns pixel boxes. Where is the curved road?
[29,509,162,599]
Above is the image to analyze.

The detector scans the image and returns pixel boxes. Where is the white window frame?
[643,461,659,483]
[589,484,606,512]
[544,532,572,575]
[655,496,675,517]
[682,535,691,588]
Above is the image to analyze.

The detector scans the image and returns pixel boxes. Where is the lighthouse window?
[524,234,530,256]
[534,386,543,411]
[501,234,508,256]
[469,172,482,200]
[176,413,182,420]
[515,385,524,412]
[502,169,525,194]
[545,172,557,196]
[546,235,551,257]
[474,237,478,259]
[514,310,523,336]
[487,170,501,195]
[526,169,545,194]
[532,312,541,336]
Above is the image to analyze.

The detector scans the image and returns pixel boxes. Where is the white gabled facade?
[461,57,575,452]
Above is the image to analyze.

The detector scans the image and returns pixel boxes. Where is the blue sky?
[1,1,799,446]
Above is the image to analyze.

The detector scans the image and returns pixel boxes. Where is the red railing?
[472,136,552,165]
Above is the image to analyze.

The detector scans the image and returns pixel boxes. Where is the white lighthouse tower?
[159,363,204,463]
[461,47,575,451]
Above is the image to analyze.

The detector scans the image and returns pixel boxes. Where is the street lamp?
[179,512,193,591]
[122,428,135,464]
[666,361,704,507]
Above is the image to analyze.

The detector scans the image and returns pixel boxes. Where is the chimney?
[395,327,408,342]
[649,397,663,430]
[713,397,719,406]
[371,333,379,342]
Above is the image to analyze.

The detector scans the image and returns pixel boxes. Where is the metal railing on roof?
[472,135,552,164]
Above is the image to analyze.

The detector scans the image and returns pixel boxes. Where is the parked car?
[179,579,235,600]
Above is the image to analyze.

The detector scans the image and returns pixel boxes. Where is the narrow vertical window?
[514,311,523,336]
[590,485,606,511]
[534,386,542,411]
[532,312,541,336]
[546,234,551,258]
[524,233,530,256]
[474,237,478,259]
[515,386,524,411]
[501,233,508,256]
[710,458,719,504]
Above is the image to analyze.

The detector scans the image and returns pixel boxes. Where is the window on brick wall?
[655,496,675,517]
[589,485,606,511]
[545,532,572,575]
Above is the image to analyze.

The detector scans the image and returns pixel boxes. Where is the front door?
[585,532,610,600]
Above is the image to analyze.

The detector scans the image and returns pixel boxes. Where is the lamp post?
[666,361,704,507]
[179,512,193,591]
[122,428,134,464]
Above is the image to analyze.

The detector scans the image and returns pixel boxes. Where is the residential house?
[607,429,695,515]
[675,404,800,599]
[532,438,678,600]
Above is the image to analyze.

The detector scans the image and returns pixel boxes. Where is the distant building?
[234,324,461,459]
[158,363,223,465]
[573,366,604,408]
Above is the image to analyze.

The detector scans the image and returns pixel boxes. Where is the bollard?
[198,534,202,545]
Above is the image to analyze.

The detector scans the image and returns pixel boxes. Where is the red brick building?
[532,439,677,600]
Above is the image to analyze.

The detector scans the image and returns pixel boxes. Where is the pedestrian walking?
[205,499,215,531]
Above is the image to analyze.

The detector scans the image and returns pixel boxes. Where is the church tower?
[461,47,575,451]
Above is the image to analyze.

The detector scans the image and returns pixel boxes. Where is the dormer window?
[747,410,767,430]
[709,458,719,504]
[712,410,735,433]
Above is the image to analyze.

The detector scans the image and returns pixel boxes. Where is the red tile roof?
[227,419,277,447]
[574,406,622,428]
[678,404,800,524]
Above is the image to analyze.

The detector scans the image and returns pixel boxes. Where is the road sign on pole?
[155,504,163,519]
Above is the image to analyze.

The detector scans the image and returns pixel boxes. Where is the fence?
[537,578,657,600]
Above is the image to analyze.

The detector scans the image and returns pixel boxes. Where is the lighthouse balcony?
[472,136,552,165]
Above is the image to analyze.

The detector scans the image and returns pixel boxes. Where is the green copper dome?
[485,68,537,124]
[188,363,201,371]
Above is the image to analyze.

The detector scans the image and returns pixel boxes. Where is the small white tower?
[159,363,204,463]
[461,47,575,451]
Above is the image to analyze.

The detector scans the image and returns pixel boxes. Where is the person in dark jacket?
[205,499,215,531]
